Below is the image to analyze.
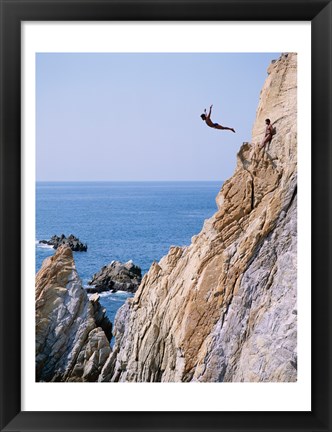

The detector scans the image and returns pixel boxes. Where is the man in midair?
[201,105,235,133]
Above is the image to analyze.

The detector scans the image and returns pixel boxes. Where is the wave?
[87,291,113,299]
[114,290,132,296]
[86,290,132,299]
[35,241,54,250]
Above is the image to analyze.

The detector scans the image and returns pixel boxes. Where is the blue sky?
[36,53,280,181]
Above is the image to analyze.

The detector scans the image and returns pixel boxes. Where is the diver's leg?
[215,124,236,133]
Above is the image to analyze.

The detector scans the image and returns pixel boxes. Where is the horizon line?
[36,179,225,183]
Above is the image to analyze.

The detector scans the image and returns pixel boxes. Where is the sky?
[36,52,280,181]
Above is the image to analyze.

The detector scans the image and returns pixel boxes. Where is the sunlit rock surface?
[101,53,297,382]
[35,245,111,382]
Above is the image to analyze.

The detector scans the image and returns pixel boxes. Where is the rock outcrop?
[39,234,87,251]
[87,260,142,294]
[35,245,111,382]
[101,53,297,382]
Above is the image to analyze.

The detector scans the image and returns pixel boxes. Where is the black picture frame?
[0,1,331,431]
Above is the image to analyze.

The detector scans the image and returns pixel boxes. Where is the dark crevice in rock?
[251,178,255,210]
[90,294,113,342]
[286,185,297,213]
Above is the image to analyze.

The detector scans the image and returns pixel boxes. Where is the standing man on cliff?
[201,105,236,133]
[251,118,276,165]
[260,118,274,150]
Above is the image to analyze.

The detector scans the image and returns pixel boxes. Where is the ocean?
[36,181,222,326]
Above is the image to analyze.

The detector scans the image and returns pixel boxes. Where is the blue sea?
[36,181,222,326]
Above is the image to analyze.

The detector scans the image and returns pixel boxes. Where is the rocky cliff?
[100,53,297,382]
[35,245,112,382]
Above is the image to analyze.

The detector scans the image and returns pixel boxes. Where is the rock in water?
[87,260,142,293]
[35,245,111,382]
[101,53,298,383]
[39,234,87,251]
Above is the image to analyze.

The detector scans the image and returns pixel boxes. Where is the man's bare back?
[200,105,235,133]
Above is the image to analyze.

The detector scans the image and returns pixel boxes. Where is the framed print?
[0,0,331,431]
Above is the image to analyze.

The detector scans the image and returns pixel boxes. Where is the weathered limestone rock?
[102,53,297,382]
[99,299,133,382]
[35,245,111,382]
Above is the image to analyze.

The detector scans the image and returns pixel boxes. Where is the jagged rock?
[87,260,142,294]
[102,53,297,382]
[35,245,110,382]
[39,234,87,251]
[90,293,113,341]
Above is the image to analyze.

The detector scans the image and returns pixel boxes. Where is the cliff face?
[35,245,111,382]
[101,53,297,382]
[35,54,297,383]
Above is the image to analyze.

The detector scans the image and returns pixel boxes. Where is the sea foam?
[36,240,54,250]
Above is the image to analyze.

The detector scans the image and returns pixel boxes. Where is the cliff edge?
[100,53,297,382]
